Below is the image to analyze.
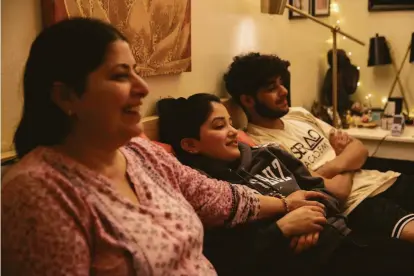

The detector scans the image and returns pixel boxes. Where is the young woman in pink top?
[1,18,327,276]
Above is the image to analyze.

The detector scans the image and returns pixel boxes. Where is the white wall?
[144,0,333,115]
[2,0,414,152]
[1,0,42,151]
[334,1,414,111]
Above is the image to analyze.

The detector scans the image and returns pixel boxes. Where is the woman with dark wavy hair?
[1,18,310,276]
[158,93,414,276]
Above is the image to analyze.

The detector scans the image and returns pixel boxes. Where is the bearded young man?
[224,52,414,243]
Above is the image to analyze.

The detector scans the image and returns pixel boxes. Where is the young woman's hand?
[290,232,320,254]
[276,206,327,237]
[285,190,327,211]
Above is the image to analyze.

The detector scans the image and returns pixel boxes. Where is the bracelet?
[280,197,290,214]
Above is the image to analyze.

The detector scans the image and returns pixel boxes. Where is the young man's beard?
[253,98,289,119]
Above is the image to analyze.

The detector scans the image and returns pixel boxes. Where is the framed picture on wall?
[41,0,192,77]
[289,0,311,19]
[312,0,331,17]
[368,0,414,11]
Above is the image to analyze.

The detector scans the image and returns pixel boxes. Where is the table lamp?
[261,0,365,128]
[368,34,391,66]
[369,33,411,115]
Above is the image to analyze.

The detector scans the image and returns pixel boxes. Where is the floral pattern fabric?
[2,138,259,276]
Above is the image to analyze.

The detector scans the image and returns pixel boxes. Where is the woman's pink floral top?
[2,138,259,276]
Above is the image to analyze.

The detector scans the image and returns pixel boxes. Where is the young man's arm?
[266,146,351,204]
[316,133,368,178]
[310,171,354,204]
[313,117,368,178]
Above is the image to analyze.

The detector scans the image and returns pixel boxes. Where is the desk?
[343,126,414,161]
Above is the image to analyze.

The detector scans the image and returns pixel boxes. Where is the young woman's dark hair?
[14,18,127,158]
[157,93,221,164]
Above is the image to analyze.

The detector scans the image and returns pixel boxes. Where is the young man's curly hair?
[223,52,290,104]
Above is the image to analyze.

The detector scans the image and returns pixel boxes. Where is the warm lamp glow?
[331,2,340,13]
[237,18,257,52]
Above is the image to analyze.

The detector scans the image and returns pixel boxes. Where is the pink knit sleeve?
[1,173,91,276]
[175,164,260,228]
[133,139,260,228]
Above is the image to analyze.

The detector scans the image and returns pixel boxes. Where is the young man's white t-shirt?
[247,107,400,215]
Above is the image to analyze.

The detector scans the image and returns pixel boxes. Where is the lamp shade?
[261,0,287,14]
[368,34,392,67]
[410,32,414,63]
